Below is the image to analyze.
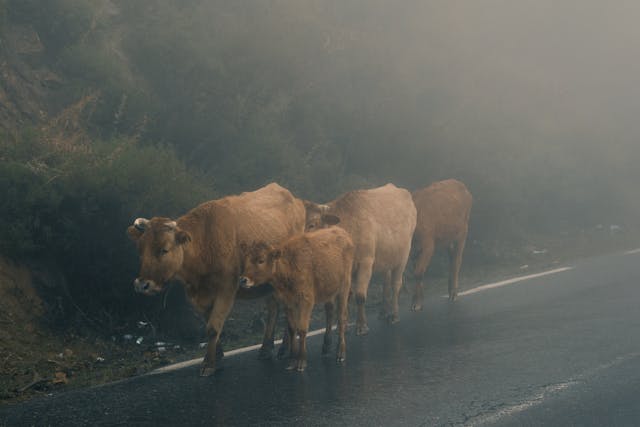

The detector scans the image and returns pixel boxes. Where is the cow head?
[127,217,192,296]
[238,241,279,290]
[302,200,340,231]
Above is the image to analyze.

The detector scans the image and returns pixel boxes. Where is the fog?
[2,0,639,323]
[108,0,640,238]
[357,0,640,232]
[216,0,640,235]
[4,2,640,403]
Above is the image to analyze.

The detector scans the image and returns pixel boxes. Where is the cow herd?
[127,180,472,375]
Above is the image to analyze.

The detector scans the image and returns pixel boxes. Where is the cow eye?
[307,224,315,230]
[257,259,265,265]
[160,248,169,256]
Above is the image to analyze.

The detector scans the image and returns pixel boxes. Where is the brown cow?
[411,179,472,309]
[304,183,417,335]
[127,183,305,376]
[239,226,354,371]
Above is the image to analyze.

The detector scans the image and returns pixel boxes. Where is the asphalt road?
[2,249,640,426]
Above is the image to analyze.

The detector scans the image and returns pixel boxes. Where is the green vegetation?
[0,130,214,323]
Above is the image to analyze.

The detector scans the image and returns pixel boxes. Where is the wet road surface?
[2,249,640,426]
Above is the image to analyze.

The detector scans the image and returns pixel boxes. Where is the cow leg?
[275,298,292,360]
[336,287,349,364]
[354,258,374,336]
[412,240,434,312]
[387,265,405,324]
[322,301,334,356]
[258,295,279,360]
[285,309,299,370]
[379,270,392,320]
[296,304,312,372]
[448,237,466,301]
[201,287,236,377]
[277,326,290,360]
[295,330,308,372]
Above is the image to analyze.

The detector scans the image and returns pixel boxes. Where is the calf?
[411,179,472,308]
[239,227,354,371]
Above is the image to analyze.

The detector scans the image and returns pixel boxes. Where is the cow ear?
[175,229,192,245]
[127,225,143,241]
[322,214,341,226]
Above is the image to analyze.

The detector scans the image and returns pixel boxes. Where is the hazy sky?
[395,1,640,147]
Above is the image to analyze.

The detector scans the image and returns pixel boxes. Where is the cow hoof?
[449,293,458,302]
[257,347,273,360]
[296,362,307,372]
[285,362,296,371]
[336,356,345,364]
[276,346,288,360]
[387,313,400,325]
[356,324,369,336]
[215,346,224,359]
[411,303,423,312]
[199,366,218,377]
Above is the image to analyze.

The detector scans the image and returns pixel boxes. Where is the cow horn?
[164,221,177,230]
[133,218,150,231]
[319,204,330,214]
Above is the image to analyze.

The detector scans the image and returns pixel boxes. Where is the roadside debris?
[18,372,48,393]
[52,372,68,385]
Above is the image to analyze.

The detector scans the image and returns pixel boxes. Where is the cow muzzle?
[134,278,162,295]
[238,276,255,289]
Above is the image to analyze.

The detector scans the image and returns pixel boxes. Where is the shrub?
[0,130,215,327]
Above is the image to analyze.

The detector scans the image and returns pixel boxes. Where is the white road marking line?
[445,266,574,298]
[624,248,640,255]
[466,381,580,426]
[154,267,574,375]
[151,357,203,373]
[467,352,640,426]
[150,326,344,375]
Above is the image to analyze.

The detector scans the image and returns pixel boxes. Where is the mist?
[2,0,639,331]
[4,1,640,404]
[113,0,640,235]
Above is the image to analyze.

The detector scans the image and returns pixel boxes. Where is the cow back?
[329,183,416,272]
[412,179,472,245]
[179,183,306,283]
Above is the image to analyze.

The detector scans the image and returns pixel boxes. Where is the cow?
[304,183,417,335]
[411,179,472,310]
[126,183,305,376]
[238,226,354,371]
